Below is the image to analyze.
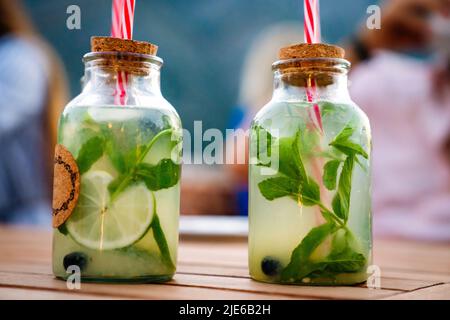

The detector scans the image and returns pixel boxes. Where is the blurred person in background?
[0,0,68,225]
[345,0,450,241]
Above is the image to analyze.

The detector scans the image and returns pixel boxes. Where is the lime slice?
[66,170,154,250]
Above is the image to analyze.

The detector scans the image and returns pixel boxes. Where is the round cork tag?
[52,144,80,228]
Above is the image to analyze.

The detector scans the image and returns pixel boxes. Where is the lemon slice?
[66,170,154,250]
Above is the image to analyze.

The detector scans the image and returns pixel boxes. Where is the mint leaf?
[108,158,181,199]
[292,132,308,183]
[319,101,336,117]
[332,195,344,220]
[329,125,368,159]
[323,230,366,272]
[280,223,337,281]
[76,136,105,174]
[332,156,354,222]
[103,135,146,174]
[332,124,353,141]
[295,126,320,158]
[104,139,126,173]
[136,159,181,191]
[300,179,320,206]
[257,130,323,206]
[331,141,368,159]
[253,125,273,166]
[258,177,299,201]
[323,160,341,190]
[324,249,366,273]
[277,136,302,178]
[320,209,337,225]
[292,131,322,206]
[280,225,366,282]
[150,211,175,271]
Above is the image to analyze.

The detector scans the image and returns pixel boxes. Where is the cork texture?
[91,36,158,56]
[52,144,80,228]
[279,43,345,60]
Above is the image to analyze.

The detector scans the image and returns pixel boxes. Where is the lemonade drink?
[53,106,181,282]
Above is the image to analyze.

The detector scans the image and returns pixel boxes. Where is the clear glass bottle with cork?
[51,37,182,282]
[248,43,372,285]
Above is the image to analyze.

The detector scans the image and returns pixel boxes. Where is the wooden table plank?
[0,225,449,300]
[373,240,450,274]
[0,286,119,300]
[0,260,438,298]
[0,271,292,300]
[176,264,440,292]
[381,269,450,283]
[172,273,399,300]
[383,284,450,300]
[1,259,436,298]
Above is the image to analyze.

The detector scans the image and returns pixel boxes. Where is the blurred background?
[1,0,449,242]
[23,0,372,129]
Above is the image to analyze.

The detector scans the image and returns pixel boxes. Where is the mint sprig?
[255,122,368,282]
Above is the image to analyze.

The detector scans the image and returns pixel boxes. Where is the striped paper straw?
[111,0,136,105]
[304,0,321,43]
[304,0,323,132]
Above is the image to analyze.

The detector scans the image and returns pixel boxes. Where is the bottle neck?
[273,72,350,102]
[272,58,351,103]
[82,52,163,99]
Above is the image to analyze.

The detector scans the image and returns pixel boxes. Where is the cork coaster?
[91,36,158,56]
[279,43,345,60]
[52,144,80,228]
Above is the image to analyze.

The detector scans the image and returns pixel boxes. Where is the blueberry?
[261,256,282,276]
[63,252,88,271]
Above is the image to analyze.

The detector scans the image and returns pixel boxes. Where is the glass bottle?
[52,37,182,282]
[248,44,372,285]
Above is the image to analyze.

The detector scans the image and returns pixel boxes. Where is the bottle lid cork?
[279,43,345,60]
[91,36,158,56]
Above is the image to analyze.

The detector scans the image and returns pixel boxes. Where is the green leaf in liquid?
[332,156,354,222]
[135,159,181,191]
[280,222,337,281]
[329,125,368,159]
[76,136,105,175]
[258,177,299,201]
[323,159,341,191]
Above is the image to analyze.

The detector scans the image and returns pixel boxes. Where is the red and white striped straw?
[304,0,321,43]
[111,0,136,105]
[111,0,135,40]
[111,0,123,38]
[304,0,323,131]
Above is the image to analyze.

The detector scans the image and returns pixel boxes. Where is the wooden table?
[0,225,449,300]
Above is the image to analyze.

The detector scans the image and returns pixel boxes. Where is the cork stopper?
[91,36,158,56]
[276,44,347,87]
[87,37,160,76]
[279,43,345,60]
